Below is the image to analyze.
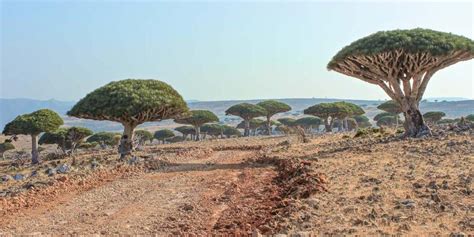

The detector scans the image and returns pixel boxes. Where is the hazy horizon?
[1,1,473,101]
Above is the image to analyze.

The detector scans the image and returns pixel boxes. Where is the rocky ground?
[0,130,473,236]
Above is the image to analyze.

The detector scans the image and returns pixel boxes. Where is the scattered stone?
[427,181,439,190]
[181,204,194,211]
[1,175,12,182]
[13,173,24,181]
[397,199,416,209]
[57,164,70,174]
[91,160,100,169]
[450,232,467,237]
[30,170,38,178]
[412,182,423,189]
[46,168,56,176]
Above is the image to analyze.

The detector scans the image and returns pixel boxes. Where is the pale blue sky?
[1,1,473,101]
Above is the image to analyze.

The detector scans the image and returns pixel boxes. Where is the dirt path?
[0,150,273,235]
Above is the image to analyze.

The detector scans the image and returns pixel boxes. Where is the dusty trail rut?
[1,150,272,235]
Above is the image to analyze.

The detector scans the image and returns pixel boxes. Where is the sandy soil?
[0,132,473,236]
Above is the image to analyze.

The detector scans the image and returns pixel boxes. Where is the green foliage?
[304,102,358,119]
[174,110,219,126]
[40,127,93,152]
[353,115,372,128]
[438,118,456,124]
[201,124,224,137]
[237,119,265,129]
[377,100,402,114]
[376,116,398,127]
[174,126,195,136]
[78,142,98,149]
[0,142,15,153]
[328,28,474,68]
[86,132,121,146]
[256,100,291,118]
[466,114,474,122]
[134,130,153,144]
[67,79,188,124]
[222,125,241,137]
[295,116,322,127]
[374,112,399,121]
[154,129,175,141]
[277,118,296,127]
[3,109,64,136]
[423,111,446,123]
[225,103,266,120]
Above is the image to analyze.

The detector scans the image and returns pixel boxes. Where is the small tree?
[303,103,352,132]
[377,100,402,127]
[201,124,224,138]
[68,79,188,156]
[423,111,446,124]
[257,100,291,135]
[277,118,296,127]
[134,130,153,147]
[346,118,359,131]
[174,126,195,140]
[0,141,15,159]
[328,28,474,137]
[333,101,365,131]
[374,112,400,122]
[223,125,241,138]
[353,115,372,128]
[295,116,322,133]
[377,116,398,128]
[39,126,93,156]
[154,129,175,144]
[466,114,474,122]
[225,103,266,137]
[174,110,219,141]
[236,118,265,136]
[3,109,63,164]
[87,132,121,147]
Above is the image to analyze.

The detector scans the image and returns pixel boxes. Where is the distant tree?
[174,110,219,141]
[201,124,224,138]
[166,136,185,143]
[257,100,291,135]
[3,109,63,164]
[376,116,398,127]
[0,141,15,159]
[377,100,402,127]
[222,125,241,138]
[134,130,153,147]
[333,101,365,131]
[87,132,121,147]
[438,118,456,125]
[328,28,474,137]
[154,129,175,144]
[353,115,372,128]
[374,112,400,122]
[225,103,266,137]
[277,118,296,127]
[39,126,93,156]
[466,114,474,122]
[174,125,196,140]
[423,111,446,124]
[68,79,188,157]
[295,116,322,133]
[304,102,354,132]
[237,118,265,136]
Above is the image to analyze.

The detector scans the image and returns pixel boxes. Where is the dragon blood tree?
[328,28,473,137]
[377,100,403,127]
[225,103,266,137]
[3,109,63,164]
[68,79,188,155]
[257,100,291,135]
[174,110,219,141]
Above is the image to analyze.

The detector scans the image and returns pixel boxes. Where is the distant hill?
[1,98,473,132]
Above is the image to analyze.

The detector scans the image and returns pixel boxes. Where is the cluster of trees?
[2,28,473,163]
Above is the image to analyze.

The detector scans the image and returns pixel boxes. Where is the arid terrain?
[1,129,473,236]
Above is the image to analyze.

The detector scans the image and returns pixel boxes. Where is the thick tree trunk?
[244,119,250,137]
[31,134,40,164]
[403,103,431,137]
[120,123,136,159]
[324,119,332,133]
[194,126,201,141]
[266,116,272,136]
